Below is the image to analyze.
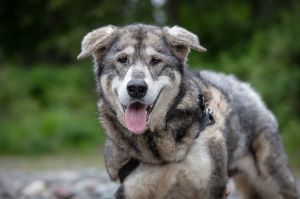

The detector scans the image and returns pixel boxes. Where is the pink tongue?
[125,103,147,134]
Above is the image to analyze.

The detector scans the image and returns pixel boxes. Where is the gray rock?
[53,186,75,199]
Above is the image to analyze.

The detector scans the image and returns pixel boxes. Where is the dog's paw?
[115,185,125,199]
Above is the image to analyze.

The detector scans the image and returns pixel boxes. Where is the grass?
[0,63,105,154]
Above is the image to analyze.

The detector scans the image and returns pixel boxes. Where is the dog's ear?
[77,25,117,60]
[163,26,206,60]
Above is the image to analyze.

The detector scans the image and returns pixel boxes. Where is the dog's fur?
[78,24,299,199]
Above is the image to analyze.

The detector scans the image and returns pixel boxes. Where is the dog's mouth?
[122,99,157,134]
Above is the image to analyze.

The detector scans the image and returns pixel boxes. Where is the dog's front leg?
[105,139,131,181]
[116,162,179,199]
[206,133,229,199]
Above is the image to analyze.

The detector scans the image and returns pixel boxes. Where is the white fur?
[144,47,159,56]
[122,132,213,199]
[118,66,134,106]
[176,134,213,189]
[119,46,135,56]
[117,64,171,107]
[143,64,171,104]
[148,71,181,131]
[101,74,126,126]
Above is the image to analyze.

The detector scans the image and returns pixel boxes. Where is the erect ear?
[163,26,206,60]
[77,25,117,60]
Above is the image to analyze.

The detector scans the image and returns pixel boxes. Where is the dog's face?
[78,24,206,134]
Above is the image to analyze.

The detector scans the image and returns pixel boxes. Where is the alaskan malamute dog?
[78,24,299,199]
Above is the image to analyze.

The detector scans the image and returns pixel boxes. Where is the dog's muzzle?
[123,78,158,134]
[127,79,148,99]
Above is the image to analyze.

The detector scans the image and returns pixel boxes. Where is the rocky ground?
[0,168,244,199]
[0,167,298,199]
[0,168,119,199]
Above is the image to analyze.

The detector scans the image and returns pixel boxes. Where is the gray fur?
[78,24,299,199]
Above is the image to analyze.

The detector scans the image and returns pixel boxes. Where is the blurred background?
[0,0,299,170]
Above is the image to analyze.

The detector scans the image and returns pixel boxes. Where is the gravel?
[0,168,119,199]
[0,168,298,199]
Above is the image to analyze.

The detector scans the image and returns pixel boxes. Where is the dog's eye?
[117,55,128,64]
[150,57,162,65]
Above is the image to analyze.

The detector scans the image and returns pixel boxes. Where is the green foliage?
[214,6,300,127]
[0,64,105,154]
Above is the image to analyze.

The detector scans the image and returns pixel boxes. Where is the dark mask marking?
[118,158,140,183]
[145,131,162,160]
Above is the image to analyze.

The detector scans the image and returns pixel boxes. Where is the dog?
[78,24,299,199]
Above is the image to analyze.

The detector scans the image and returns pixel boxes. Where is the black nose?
[127,79,148,98]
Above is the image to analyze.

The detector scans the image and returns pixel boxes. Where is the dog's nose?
[127,79,148,98]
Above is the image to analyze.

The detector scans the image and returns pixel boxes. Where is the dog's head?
[78,24,206,134]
